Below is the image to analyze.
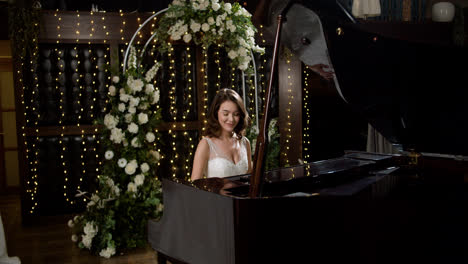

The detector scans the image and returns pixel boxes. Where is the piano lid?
[277,0,468,156]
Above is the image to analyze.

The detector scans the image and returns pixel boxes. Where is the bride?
[191,88,252,181]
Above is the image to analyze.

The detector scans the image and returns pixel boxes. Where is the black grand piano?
[148,1,467,263]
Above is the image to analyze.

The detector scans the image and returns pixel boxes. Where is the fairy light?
[201,47,209,132]
[184,46,195,180]
[282,57,294,166]
[168,44,178,178]
[303,67,311,163]
[258,24,267,116]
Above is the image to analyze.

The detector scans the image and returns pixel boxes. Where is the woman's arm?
[190,138,210,181]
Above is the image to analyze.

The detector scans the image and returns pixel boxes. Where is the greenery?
[247,118,281,170]
[154,0,264,72]
[68,47,164,258]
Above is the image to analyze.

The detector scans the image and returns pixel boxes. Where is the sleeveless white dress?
[204,137,249,178]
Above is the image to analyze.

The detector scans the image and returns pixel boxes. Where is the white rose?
[238,47,247,57]
[128,106,136,114]
[104,150,114,160]
[125,113,133,123]
[138,113,148,124]
[212,2,220,11]
[112,76,120,83]
[104,114,118,129]
[127,182,137,193]
[201,23,210,32]
[131,137,141,148]
[190,20,201,32]
[110,128,124,144]
[129,97,140,107]
[183,33,192,43]
[125,162,137,175]
[109,85,116,96]
[150,150,161,161]
[81,234,92,249]
[68,219,74,227]
[228,50,238,59]
[118,103,125,112]
[117,158,127,168]
[99,246,116,259]
[224,3,232,13]
[146,132,155,143]
[134,174,145,186]
[207,17,215,25]
[145,84,154,94]
[128,122,139,134]
[140,162,150,173]
[71,234,78,242]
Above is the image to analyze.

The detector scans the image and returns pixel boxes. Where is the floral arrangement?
[154,0,264,72]
[247,118,281,170]
[68,47,164,258]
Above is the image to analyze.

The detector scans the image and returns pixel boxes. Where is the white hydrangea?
[146,132,155,143]
[99,246,116,258]
[104,150,114,160]
[134,174,145,186]
[128,122,139,134]
[228,50,238,59]
[140,162,150,173]
[130,79,144,93]
[190,20,201,32]
[138,113,148,124]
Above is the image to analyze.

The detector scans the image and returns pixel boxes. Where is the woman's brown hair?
[204,88,250,139]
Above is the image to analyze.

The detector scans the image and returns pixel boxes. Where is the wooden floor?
[0,194,165,264]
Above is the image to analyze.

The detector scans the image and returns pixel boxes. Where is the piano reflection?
[148,1,467,263]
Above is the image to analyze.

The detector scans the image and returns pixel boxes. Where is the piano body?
[149,1,467,263]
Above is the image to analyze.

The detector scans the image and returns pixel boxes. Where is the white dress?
[204,137,249,178]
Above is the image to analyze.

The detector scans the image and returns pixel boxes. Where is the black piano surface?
[148,1,467,263]
[148,151,466,264]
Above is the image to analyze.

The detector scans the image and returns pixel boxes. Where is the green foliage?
[247,118,281,170]
[69,47,164,258]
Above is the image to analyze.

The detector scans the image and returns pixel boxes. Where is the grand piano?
[148,1,467,263]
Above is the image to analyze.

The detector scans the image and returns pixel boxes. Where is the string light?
[282,54,294,166]
[168,44,178,178]
[303,66,311,163]
[183,46,195,180]
[201,47,209,133]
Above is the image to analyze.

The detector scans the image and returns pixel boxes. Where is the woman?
[191,88,252,181]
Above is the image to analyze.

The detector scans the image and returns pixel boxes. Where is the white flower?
[125,160,138,175]
[127,46,137,69]
[113,185,120,196]
[81,234,92,249]
[99,246,116,258]
[145,62,160,82]
[134,174,145,186]
[83,221,98,236]
[128,122,139,134]
[130,79,144,93]
[201,23,210,32]
[73,215,80,222]
[117,158,127,168]
[109,85,116,96]
[207,17,215,25]
[112,76,120,83]
[157,203,164,212]
[246,27,255,37]
[125,113,133,123]
[238,46,247,57]
[183,33,192,43]
[190,20,201,32]
[106,177,114,187]
[146,132,155,143]
[118,103,126,112]
[228,50,238,59]
[145,84,154,94]
[212,2,220,11]
[110,128,124,144]
[99,246,116,259]
[68,219,74,227]
[129,97,140,107]
[138,113,148,124]
[140,163,150,173]
[104,114,118,129]
[71,234,78,242]
[105,150,114,160]
[128,106,136,114]
[127,182,137,193]
[224,3,232,13]
[120,92,130,103]
[131,137,141,148]
[154,90,161,103]
[150,150,161,161]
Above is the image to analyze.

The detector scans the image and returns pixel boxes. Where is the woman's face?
[217,100,241,135]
